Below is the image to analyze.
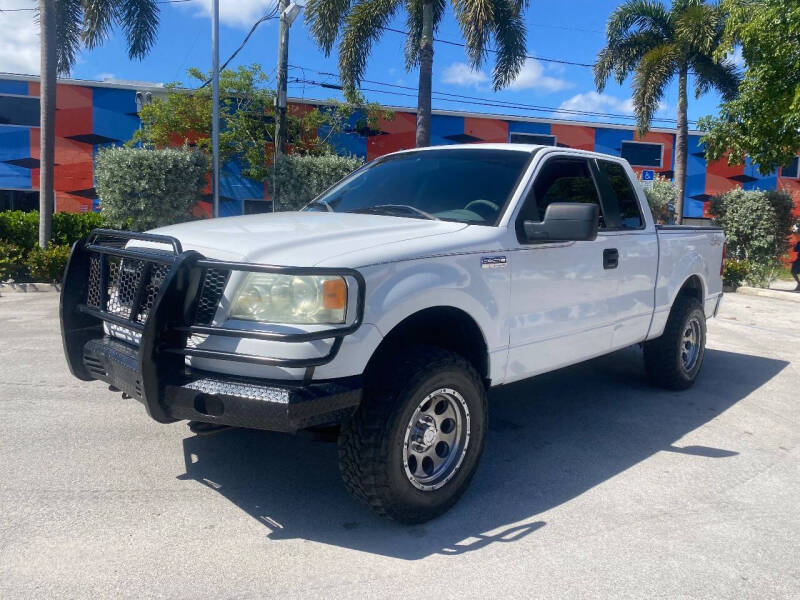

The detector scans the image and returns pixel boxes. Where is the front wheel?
[338,347,487,523]
[644,295,707,390]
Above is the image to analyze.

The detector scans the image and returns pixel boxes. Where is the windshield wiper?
[349,204,439,221]
[306,199,334,212]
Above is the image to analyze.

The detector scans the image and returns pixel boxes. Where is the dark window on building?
[509,132,556,146]
[780,157,799,179]
[243,199,274,214]
[596,160,643,229]
[0,189,39,212]
[620,141,662,167]
[518,158,604,228]
[0,95,40,127]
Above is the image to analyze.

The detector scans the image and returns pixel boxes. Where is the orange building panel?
[464,117,508,143]
[551,124,595,151]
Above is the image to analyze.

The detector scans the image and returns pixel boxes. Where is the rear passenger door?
[592,159,659,349]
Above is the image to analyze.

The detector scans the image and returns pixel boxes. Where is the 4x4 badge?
[481,255,507,269]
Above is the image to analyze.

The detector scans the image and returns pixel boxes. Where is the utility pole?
[211,0,220,218]
[273,0,292,212]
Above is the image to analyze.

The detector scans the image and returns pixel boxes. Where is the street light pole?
[211,0,220,218]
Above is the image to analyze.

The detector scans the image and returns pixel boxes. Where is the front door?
[506,155,619,383]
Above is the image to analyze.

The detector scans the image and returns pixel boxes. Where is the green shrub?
[271,153,364,211]
[24,244,71,283]
[722,258,749,288]
[95,146,209,231]
[52,211,106,246]
[0,211,39,250]
[0,242,26,282]
[708,188,798,288]
[640,175,675,224]
[0,210,106,250]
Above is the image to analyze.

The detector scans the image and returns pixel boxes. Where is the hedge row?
[0,210,107,283]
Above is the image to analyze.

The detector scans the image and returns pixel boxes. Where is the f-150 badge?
[481,255,507,269]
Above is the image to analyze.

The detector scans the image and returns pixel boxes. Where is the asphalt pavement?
[1,291,798,599]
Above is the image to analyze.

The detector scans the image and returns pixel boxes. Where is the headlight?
[230,273,347,324]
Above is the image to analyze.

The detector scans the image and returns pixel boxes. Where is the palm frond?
[305,0,353,56]
[632,43,677,134]
[674,3,721,55]
[117,0,160,60]
[338,0,402,92]
[488,0,526,90]
[692,54,740,101]
[452,0,496,69]
[404,0,445,70]
[81,0,115,49]
[595,28,664,90]
[55,0,83,74]
[605,0,672,41]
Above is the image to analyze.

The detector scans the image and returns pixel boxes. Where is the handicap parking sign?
[641,169,655,189]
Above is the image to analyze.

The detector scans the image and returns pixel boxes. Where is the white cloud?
[0,1,40,75]
[558,91,668,116]
[442,62,489,88]
[181,0,280,29]
[507,59,573,93]
[442,58,572,93]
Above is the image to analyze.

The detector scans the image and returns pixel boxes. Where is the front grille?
[194,268,230,324]
[86,251,229,330]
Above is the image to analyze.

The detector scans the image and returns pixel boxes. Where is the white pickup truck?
[61,144,725,523]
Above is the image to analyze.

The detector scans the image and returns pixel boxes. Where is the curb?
[735,286,800,303]
[0,282,61,295]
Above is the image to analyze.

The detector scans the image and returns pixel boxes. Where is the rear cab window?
[594,160,645,230]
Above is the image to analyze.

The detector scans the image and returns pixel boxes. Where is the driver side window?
[518,158,605,227]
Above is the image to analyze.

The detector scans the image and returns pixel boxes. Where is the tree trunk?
[38,0,56,248]
[415,0,433,147]
[673,63,689,226]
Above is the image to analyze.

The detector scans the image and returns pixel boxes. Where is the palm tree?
[37,0,160,246]
[305,0,529,147]
[594,0,739,224]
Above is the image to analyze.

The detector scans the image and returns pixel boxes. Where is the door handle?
[603,248,619,269]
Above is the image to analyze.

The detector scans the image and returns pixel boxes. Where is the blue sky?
[1,0,739,129]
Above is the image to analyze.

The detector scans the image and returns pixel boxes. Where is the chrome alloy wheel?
[681,317,702,371]
[402,388,471,491]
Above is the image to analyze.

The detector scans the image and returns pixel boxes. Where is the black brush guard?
[60,229,365,432]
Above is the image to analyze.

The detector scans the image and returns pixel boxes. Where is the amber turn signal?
[323,278,347,310]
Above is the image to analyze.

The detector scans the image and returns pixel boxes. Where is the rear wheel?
[644,295,707,390]
[338,347,487,523]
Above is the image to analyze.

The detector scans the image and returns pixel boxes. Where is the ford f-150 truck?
[61,144,725,523]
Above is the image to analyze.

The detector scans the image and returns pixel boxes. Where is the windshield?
[303,149,532,225]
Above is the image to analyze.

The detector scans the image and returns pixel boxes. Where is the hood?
[148,211,468,266]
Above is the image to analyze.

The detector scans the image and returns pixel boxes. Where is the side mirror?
[523,202,599,243]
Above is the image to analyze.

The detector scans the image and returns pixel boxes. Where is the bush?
[640,176,675,224]
[95,146,209,231]
[25,244,71,283]
[722,258,749,288]
[271,153,364,211]
[0,242,26,282]
[0,210,106,250]
[708,188,798,287]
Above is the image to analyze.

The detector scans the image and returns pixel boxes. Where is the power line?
[287,66,694,125]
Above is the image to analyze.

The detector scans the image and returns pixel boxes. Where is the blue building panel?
[593,127,633,158]
[743,156,777,191]
[92,87,140,143]
[0,126,32,189]
[0,81,29,96]
[684,134,707,218]
[507,121,551,135]
[430,115,465,146]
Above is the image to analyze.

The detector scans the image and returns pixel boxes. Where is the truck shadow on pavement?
[177,346,787,560]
